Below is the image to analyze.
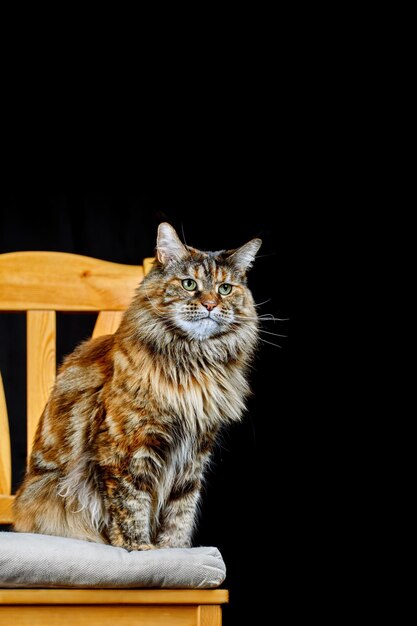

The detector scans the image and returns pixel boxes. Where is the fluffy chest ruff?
[108,337,251,437]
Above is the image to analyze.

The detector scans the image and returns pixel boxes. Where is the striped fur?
[14,223,261,550]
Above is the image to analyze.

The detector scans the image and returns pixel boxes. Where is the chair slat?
[0,252,143,311]
[92,311,124,339]
[0,589,229,605]
[0,494,13,523]
[27,311,56,456]
[143,257,154,276]
[0,373,11,494]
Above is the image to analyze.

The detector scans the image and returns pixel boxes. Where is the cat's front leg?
[157,489,201,549]
[103,464,158,551]
[156,462,205,549]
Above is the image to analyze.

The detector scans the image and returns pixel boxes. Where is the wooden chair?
[0,251,228,626]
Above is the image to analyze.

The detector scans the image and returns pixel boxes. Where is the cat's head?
[139,223,261,342]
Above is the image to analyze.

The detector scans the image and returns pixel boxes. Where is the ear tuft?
[156,223,188,265]
[227,238,262,272]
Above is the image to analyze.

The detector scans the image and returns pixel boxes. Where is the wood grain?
[0,372,11,494]
[27,311,56,456]
[198,605,222,626]
[0,605,196,626]
[0,252,143,311]
[0,589,229,605]
[92,311,124,338]
[0,494,14,523]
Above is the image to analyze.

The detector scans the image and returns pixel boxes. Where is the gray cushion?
[0,532,226,589]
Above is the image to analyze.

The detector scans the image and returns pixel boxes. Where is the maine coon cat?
[14,223,261,550]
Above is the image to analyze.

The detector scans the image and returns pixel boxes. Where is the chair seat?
[0,532,226,589]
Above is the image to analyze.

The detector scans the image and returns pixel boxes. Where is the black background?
[0,192,299,625]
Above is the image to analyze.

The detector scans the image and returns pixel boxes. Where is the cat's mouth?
[186,316,219,326]
[203,314,218,323]
[185,313,219,325]
[176,314,223,339]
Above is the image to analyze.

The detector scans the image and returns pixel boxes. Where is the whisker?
[228,320,287,340]
[258,314,289,321]
[258,329,287,338]
[259,337,282,349]
[233,314,288,322]
[253,298,272,308]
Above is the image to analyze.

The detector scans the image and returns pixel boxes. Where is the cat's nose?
[201,300,217,311]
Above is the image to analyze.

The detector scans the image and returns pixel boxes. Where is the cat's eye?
[218,283,233,295]
[182,278,197,291]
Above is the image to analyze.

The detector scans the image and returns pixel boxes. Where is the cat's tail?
[14,471,106,544]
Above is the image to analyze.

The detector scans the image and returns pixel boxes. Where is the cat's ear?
[156,223,189,265]
[227,238,262,272]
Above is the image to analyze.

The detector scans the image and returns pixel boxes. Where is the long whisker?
[259,337,282,349]
[233,314,288,322]
[253,298,272,308]
[258,314,289,321]
[258,329,287,338]
[228,319,287,339]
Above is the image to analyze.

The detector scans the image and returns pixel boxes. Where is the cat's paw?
[136,543,156,551]
[156,538,191,549]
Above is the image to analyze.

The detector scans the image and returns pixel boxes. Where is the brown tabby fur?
[14,223,261,550]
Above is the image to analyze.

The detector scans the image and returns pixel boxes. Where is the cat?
[14,222,262,550]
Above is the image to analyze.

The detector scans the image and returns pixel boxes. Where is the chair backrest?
[0,251,154,524]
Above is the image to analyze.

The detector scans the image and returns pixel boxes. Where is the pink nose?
[202,300,217,311]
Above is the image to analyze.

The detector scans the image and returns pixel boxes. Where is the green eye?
[182,278,197,291]
[218,283,233,295]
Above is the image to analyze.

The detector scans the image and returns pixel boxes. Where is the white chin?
[177,318,221,339]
